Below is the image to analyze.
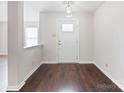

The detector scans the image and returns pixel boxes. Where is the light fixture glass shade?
[66,5,71,14]
[65,5,72,17]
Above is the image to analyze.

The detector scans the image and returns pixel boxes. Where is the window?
[62,24,73,32]
[24,27,38,48]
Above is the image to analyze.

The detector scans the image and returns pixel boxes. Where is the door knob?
[58,43,62,45]
[58,40,62,45]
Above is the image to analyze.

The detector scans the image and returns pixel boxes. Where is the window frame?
[62,23,74,32]
[24,26,39,48]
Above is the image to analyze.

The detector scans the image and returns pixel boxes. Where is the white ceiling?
[24,1,104,13]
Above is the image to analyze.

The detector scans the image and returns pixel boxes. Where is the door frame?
[56,18,79,63]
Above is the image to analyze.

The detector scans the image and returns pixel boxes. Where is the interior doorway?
[56,18,79,63]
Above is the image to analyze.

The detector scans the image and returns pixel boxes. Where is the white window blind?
[24,27,38,48]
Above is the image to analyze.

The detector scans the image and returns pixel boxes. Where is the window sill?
[24,43,44,49]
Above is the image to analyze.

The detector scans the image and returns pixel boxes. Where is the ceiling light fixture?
[65,1,72,17]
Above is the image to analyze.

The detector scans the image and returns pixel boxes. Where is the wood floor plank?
[20,64,122,92]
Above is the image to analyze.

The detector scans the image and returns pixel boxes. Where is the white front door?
[57,19,79,63]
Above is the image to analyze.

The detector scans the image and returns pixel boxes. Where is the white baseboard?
[78,61,94,64]
[0,53,8,56]
[7,61,43,91]
[23,62,43,82]
[42,61,94,64]
[7,81,25,91]
[42,61,58,64]
[94,62,124,91]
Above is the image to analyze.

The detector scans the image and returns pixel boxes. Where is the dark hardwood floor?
[20,64,122,92]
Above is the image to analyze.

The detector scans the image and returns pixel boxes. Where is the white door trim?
[56,18,79,63]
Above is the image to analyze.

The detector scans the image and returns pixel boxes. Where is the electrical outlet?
[52,34,56,37]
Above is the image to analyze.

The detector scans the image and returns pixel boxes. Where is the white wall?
[0,1,7,55]
[0,1,7,21]
[8,2,42,90]
[24,2,39,22]
[40,12,94,61]
[94,1,124,89]
[0,22,7,55]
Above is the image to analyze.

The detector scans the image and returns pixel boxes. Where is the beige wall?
[40,12,94,61]
[94,1,124,90]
